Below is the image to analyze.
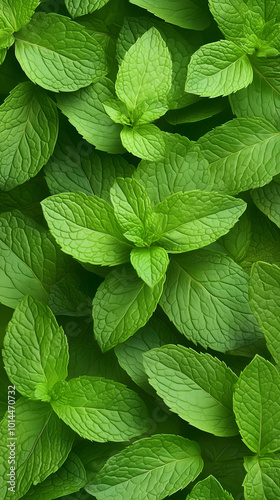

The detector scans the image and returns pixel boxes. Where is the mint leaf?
[41,192,132,266]
[57,78,124,153]
[233,355,280,454]
[92,264,165,351]
[187,476,234,499]
[86,434,203,499]
[14,13,107,92]
[0,398,74,500]
[129,0,210,30]
[0,177,49,223]
[166,97,228,125]
[251,181,280,228]
[130,247,169,287]
[0,81,58,191]
[197,117,280,195]
[115,28,172,120]
[153,191,246,253]
[186,40,253,98]
[0,0,40,32]
[134,141,212,205]
[208,0,251,48]
[3,296,69,401]
[160,250,262,352]
[246,0,280,21]
[65,0,110,18]
[51,376,149,442]
[249,262,280,365]
[144,345,238,436]
[103,99,131,125]
[121,124,166,161]
[243,454,280,500]
[219,212,252,263]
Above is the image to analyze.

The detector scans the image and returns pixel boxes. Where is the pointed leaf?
[130,247,169,287]
[121,124,166,161]
[65,0,110,18]
[251,181,280,229]
[187,475,234,499]
[0,0,40,32]
[243,454,280,500]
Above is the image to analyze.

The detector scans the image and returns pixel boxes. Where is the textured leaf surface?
[251,181,280,228]
[41,192,131,266]
[65,0,110,18]
[0,81,58,191]
[143,345,238,436]
[208,0,251,46]
[243,454,280,500]
[197,117,280,195]
[92,264,165,351]
[153,190,246,253]
[57,78,124,153]
[249,261,280,364]
[0,0,40,32]
[233,355,280,454]
[160,250,262,352]
[3,296,68,401]
[129,0,210,30]
[187,475,234,499]
[51,376,149,442]
[14,13,107,92]
[87,434,203,500]
[0,398,74,500]
[121,124,166,161]
[130,247,169,287]
[185,40,253,98]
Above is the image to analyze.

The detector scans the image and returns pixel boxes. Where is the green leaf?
[230,56,280,129]
[153,190,246,253]
[86,434,203,499]
[115,28,172,118]
[0,398,74,500]
[3,296,69,401]
[0,81,58,191]
[130,247,169,287]
[219,212,252,263]
[103,99,131,125]
[57,78,124,153]
[186,40,253,98]
[23,452,87,500]
[208,0,252,48]
[92,264,165,351]
[233,355,280,454]
[246,0,280,22]
[0,176,49,223]
[41,192,132,267]
[143,345,238,436]
[65,0,110,18]
[129,0,210,30]
[121,124,166,161]
[187,476,234,499]
[0,0,40,32]
[243,454,280,500]
[160,250,262,352]
[134,141,212,205]
[51,376,149,442]
[251,181,280,228]
[0,211,69,309]
[197,117,280,195]
[249,262,280,365]
[14,13,107,92]
[166,97,228,125]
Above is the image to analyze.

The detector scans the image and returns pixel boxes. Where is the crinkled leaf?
[243,454,280,500]
[121,124,166,161]
[160,250,262,352]
[130,247,169,287]
[51,376,149,442]
[103,99,131,125]
[65,0,110,18]
[143,345,238,436]
[251,181,280,228]
[0,81,58,191]
[219,212,252,263]
[0,0,40,32]
[187,475,234,499]
[166,97,228,125]
[87,434,203,500]
[208,0,253,49]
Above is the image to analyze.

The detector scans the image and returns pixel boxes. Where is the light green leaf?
[121,124,166,161]
[0,211,69,309]
[23,452,87,500]
[51,376,149,442]
[185,40,253,98]
[57,78,124,154]
[249,262,280,365]
[65,0,110,18]
[0,81,58,191]
[233,355,280,454]
[92,264,165,351]
[86,434,203,500]
[115,27,172,119]
[219,212,252,263]
[143,345,238,436]
[230,57,280,129]
[246,0,280,22]
[129,0,210,30]
[130,247,169,287]
[41,192,132,267]
[252,181,280,228]
[0,0,40,32]
[134,141,212,205]
[197,117,280,195]
[14,13,107,92]
[103,99,131,125]
[243,454,280,500]
[208,0,252,48]
[160,250,262,352]
[3,296,69,401]
[153,190,246,253]
[0,398,74,500]
[0,48,7,62]
[187,475,234,499]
